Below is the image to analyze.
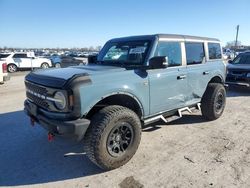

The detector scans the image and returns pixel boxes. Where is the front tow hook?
[30,117,36,127]
[48,132,55,142]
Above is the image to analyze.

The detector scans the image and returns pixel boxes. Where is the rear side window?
[185,42,205,65]
[13,53,28,58]
[0,54,10,58]
[208,43,222,59]
[154,41,182,67]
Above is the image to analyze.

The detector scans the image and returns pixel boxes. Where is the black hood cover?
[25,71,89,89]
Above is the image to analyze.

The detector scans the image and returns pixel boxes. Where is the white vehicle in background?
[0,61,10,84]
[223,48,235,60]
[0,52,52,73]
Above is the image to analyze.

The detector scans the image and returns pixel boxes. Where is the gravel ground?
[0,72,250,188]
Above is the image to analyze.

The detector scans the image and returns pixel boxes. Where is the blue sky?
[0,0,249,48]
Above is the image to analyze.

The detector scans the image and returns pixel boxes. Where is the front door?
[13,53,31,68]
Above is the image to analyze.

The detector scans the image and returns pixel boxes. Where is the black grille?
[25,81,48,95]
[232,71,246,75]
[226,77,246,82]
[25,82,49,109]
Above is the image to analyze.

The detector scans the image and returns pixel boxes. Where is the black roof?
[109,34,220,42]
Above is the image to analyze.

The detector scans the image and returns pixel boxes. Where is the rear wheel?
[201,83,226,120]
[7,64,17,73]
[41,63,49,69]
[84,105,141,170]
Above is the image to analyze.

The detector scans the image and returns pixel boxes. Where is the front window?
[154,41,182,67]
[98,40,151,66]
[13,53,28,58]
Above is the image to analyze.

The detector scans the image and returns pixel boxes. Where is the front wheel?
[201,83,226,120]
[41,63,49,69]
[84,105,141,170]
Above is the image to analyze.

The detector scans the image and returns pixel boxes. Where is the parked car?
[0,52,52,73]
[235,49,248,56]
[0,60,10,84]
[223,48,234,59]
[60,56,86,67]
[49,55,62,68]
[226,52,250,87]
[24,34,226,170]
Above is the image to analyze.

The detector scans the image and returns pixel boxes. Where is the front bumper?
[24,100,90,141]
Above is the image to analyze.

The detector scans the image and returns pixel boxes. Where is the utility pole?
[235,25,239,49]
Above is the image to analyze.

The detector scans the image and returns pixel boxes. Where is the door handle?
[203,71,210,75]
[177,75,187,80]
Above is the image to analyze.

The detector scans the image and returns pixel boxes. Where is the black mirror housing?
[228,60,233,64]
[149,56,168,69]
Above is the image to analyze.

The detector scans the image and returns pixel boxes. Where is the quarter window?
[154,42,182,67]
[208,43,222,59]
[185,42,205,65]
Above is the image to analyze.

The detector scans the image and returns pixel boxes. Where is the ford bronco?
[24,34,226,170]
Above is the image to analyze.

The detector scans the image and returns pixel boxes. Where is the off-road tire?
[201,83,226,120]
[7,64,17,73]
[84,105,141,170]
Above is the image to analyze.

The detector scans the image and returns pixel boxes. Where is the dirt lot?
[0,72,250,188]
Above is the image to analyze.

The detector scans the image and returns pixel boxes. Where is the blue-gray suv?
[24,34,227,170]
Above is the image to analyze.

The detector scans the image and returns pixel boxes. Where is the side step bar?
[144,103,201,125]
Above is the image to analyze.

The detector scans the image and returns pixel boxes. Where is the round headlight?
[54,91,66,110]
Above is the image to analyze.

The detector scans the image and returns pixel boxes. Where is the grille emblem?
[26,89,46,100]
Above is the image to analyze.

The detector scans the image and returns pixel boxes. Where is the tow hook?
[48,132,55,142]
[30,117,35,127]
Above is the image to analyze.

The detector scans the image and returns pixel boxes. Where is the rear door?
[13,53,31,68]
[148,41,188,114]
[185,42,213,105]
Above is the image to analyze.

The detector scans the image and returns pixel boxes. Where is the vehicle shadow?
[142,114,205,132]
[0,110,103,186]
[227,86,250,97]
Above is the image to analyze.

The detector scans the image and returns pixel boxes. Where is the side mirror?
[228,60,233,64]
[88,55,98,64]
[149,56,168,69]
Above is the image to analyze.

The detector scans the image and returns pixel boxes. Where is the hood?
[227,63,250,71]
[25,65,125,88]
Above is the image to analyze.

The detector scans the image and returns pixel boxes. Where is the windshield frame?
[97,39,154,67]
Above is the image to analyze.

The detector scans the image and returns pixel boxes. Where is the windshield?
[232,53,250,65]
[98,40,151,66]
